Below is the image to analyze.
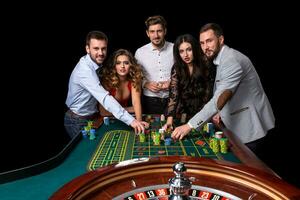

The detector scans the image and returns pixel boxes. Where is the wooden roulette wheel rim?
[50,156,300,200]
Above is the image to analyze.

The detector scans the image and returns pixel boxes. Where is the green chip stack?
[152,131,160,145]
[209,138,214,149]
[212,138,219,153]
[139,133,146,142]
[220,138,228,154]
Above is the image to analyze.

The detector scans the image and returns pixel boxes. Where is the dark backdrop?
[1,3,299,187]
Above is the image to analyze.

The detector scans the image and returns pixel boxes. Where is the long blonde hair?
[100,49,143,92]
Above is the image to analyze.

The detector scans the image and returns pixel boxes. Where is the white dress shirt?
[135,41,174,98]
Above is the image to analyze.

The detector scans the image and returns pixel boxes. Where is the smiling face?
[115,55,130,78]
[146,24,166,49]
[179,42,194,65]
[86,38,108,65]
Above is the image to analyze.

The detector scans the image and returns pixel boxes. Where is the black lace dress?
[166,64,215,120]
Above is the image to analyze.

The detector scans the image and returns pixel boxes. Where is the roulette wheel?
[50,156,300,200]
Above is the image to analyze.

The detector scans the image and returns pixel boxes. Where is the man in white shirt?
[135,15,174,114]
[65,31,146,138]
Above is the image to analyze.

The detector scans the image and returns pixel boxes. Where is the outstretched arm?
[172,61,242,140]
[99,104,113,117]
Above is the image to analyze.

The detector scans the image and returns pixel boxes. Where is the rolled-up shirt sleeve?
[79,66,135,125]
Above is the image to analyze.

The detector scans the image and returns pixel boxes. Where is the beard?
[152,39,165,49]
[205,51,216,61]
[205,42,222,61]
[91,55,105,65]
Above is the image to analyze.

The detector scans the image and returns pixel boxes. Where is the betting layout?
[88,114,235,171]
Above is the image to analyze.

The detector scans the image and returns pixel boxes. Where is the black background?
[1,3,299,187]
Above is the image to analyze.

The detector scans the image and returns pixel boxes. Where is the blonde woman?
[99,49,147,125]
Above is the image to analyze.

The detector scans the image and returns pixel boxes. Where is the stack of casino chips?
[81,120,96,140]
[152,131,161,145]
[159,128,165,140]
[89,129,96,140]
[202,122,215,137]
[139,132,146,142]
[220,138,228,153]
[208,131,228,154]
[104,117,110,125]
[81,130,88,138]
[82,125,91,139]
[210,138,219,153]
[164,138,172,145]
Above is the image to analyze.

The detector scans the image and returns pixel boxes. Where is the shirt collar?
[86,54,102,70]
[151,40,167,51]
[213,45,226,66]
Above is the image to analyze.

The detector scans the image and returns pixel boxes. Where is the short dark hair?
[86,31,108,46]
[145,15,167,30]
[200,23,223,37]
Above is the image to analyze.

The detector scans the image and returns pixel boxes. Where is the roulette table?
[1,115,299,199]
[50,116,300,199]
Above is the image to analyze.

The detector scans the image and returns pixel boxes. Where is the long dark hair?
[174,34,208,91]
[173,34,206,85]
[172,34,211,114]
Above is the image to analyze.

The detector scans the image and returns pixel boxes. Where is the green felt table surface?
[88,119,239,170]
[0,119,240,200]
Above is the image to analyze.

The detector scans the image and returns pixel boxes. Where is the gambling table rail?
[51,156,300,200]
[0,115,299,199]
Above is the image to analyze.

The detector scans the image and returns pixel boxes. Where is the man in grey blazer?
[171,23,275,154]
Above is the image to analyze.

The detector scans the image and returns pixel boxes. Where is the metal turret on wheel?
[168,162,192,200]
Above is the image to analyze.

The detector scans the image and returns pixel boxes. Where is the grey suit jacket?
[189,45,275,143]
